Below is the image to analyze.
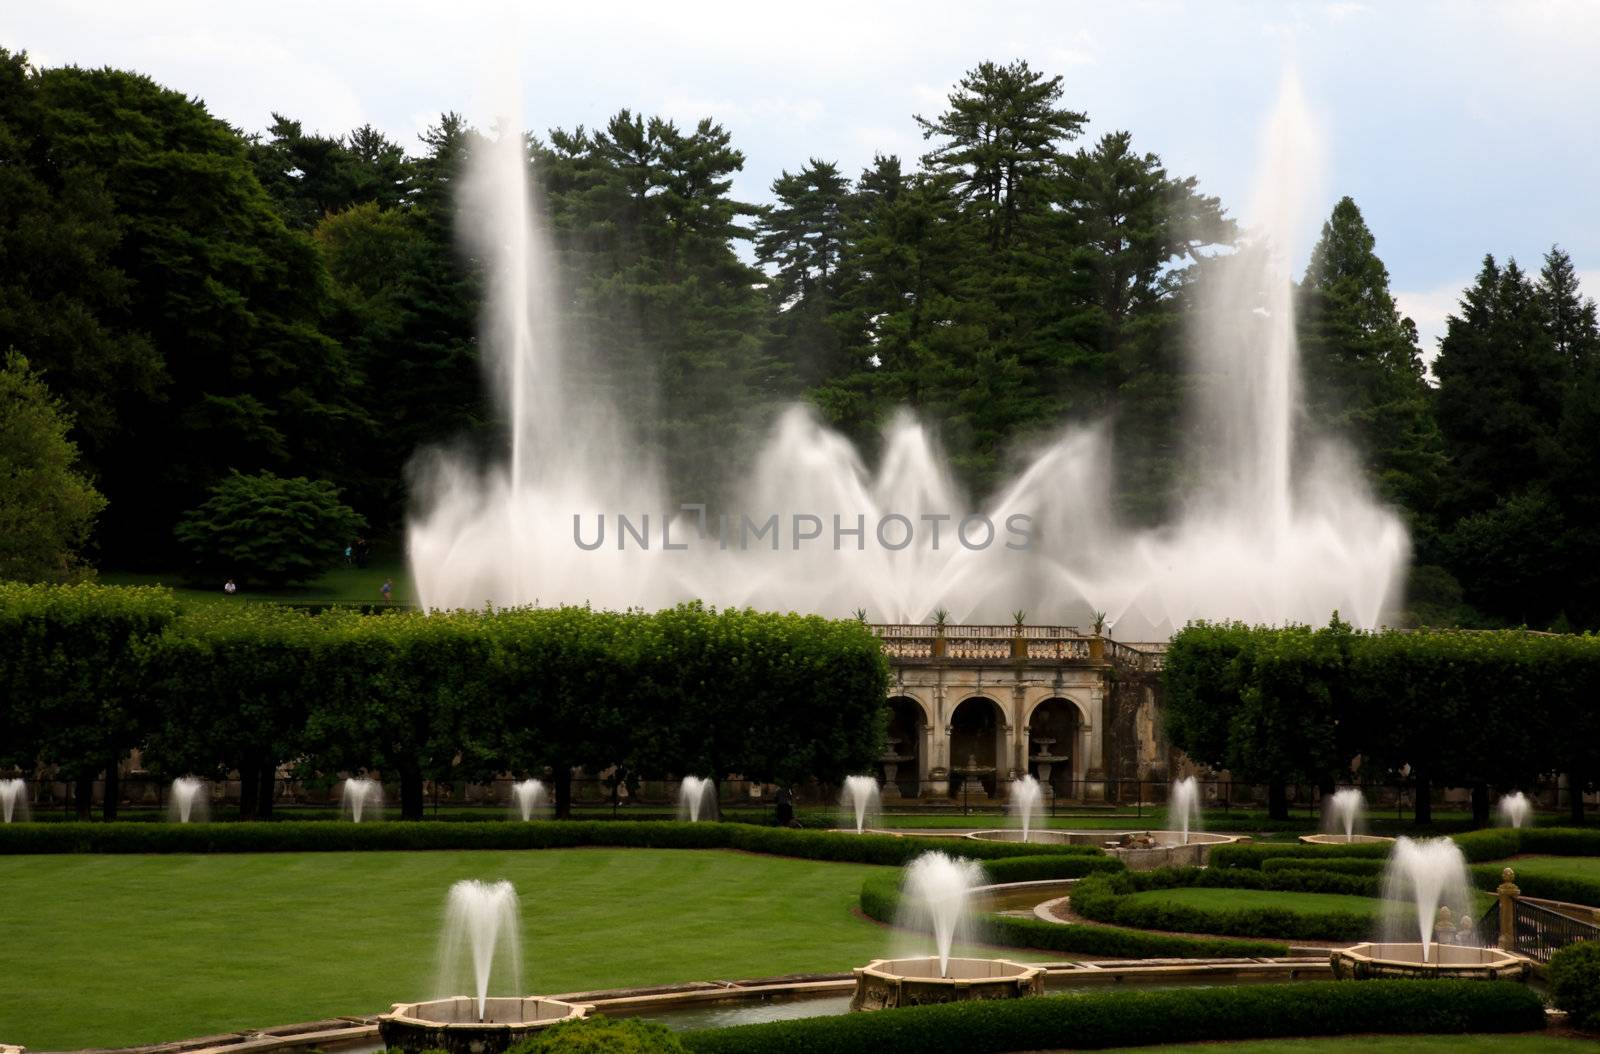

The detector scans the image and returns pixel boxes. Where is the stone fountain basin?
[1298,833,1395,845]
[850,956,1044,1011]
[966,829,1241,869]
[379,996,588,1054]
[1329,943,1530,982]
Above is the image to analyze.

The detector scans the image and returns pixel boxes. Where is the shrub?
[174,470,365,586]
[1262,857,1387,877]
[1470,863,1600,908]
[1210,841,1390,870]
[680,980,1545,1054]
[1067,870,1374,940]
[1549,942,1600,1030]
[978,854,1124,883]
[507,1015,686,1053]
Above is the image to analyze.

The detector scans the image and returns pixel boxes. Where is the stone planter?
[850,956,1044,1011]
[379,996,588,1054]
[1329,943,1530,982]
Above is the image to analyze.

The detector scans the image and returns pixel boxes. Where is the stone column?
[1496,868,1520,951]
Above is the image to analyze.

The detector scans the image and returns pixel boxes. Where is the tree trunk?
[1267,778,1289,821]
[257,764,275,820]
[238,761,259,820]
[400,768,425,821]
[1471,783,1490,827]
[1570,770,1586,824]
[102,762,119,821]
[553,766,572,820]
[1414,770,1432,825]
[74,775,93,820]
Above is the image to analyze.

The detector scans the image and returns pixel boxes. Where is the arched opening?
[949,697,1003,799]
[1028,698,1081,799]
[883,696,924,799]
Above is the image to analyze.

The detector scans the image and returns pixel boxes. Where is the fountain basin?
[379,996,588,1054]
[965,829,1242,869]
[1329,943,1530,982]
[1299,833,1393,845]
[849,956,1044,1011]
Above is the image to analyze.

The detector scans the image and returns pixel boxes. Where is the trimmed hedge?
[1211,827,1583,872]
[1470,863,1600,908]
[507,1015,686,1053]
[1210,841,1392,870]
[1262,856,1387,877]
[1067,870,1374,941]
[1549,942,1600,1031]
[859,871,1289,959]
[978,854,1126,884]
[0,819,1104,865]
[681,980,1546,1054]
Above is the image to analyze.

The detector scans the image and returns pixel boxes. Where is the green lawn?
[100,555,413,607]
[1092,1037,1589,1054]
[0,848,922,1049]
[1509,854,1600,883]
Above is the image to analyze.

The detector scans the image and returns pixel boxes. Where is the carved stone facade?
[872,626,1167,802]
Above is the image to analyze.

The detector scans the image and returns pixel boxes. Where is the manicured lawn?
[1118,886,1386,918]
[100,555,412,607]
[1508,854,1600,883]
[1093,1036,1590,1053]
[0,848,923,1049]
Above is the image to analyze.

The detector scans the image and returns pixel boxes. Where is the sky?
[6,0,1598,353]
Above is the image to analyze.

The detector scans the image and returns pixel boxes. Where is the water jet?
[168,777,209,823]
[341,777,383,822]
[840,776,880,834]
[678,775,715,823]
[0,779,27,823]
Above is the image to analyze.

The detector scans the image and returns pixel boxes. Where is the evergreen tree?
[1297,196,1445,550]
[755,159,851,389]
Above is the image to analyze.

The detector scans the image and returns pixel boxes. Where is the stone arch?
[948,695,1005,799]
[883,695,926,798]
[1024,697,1082,799]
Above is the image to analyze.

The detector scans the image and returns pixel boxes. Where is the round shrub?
[507,1015,686,1054]
[1549,941,1600,1030]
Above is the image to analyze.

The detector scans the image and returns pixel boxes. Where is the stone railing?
[868,624,1164,669]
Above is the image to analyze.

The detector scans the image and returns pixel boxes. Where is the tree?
[755,159,852,389]
[174,471,365,586]
[1297,197,1445,551]
[915,59,1085,251]
[0,351,106,582]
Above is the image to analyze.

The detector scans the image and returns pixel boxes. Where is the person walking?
[380,578,393,604]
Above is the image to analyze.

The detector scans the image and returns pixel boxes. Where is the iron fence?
[1508,898,1599,962]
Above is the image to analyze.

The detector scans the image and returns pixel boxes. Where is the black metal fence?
[1508,898,1599,962]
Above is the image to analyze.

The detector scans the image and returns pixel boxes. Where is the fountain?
[510,778,549,822]
[678,775,715,822]
[341,777,383,822]
[407,69,1407,642]
[1331,836,1529,980]
[840,775,881,834]
[1497,791,1532,829]
[1168,776,1201,845]
[1301,787,1393,845]
[380,879,586,1053]
[951,754,996,802]
[0,778,27,823]
[851,850,1043,1011]
[167,777,209,823]
[1028,735,1069,793]
[877,738,914,798]
[1009,774,1043,843]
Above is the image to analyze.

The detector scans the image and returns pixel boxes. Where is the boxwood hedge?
[859,869,1290,959]
[0,819,1105,866]
[681,979,1545,1054]
[1067,869,1375,941]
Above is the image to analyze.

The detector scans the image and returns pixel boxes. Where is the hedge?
[1209,841,1392,870]
[1470,863,1600,908]
[680,980,1545,1054]
[1067,870,1374,941]
[0,819,1103,864]
[978,854,1126,884]
[859,870,1289,959]
[1261,856,1387,877]
[1549,942,1600,1031]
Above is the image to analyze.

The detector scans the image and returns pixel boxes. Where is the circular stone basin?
[1298,833,1395,845]
[966,830,1242,870]
[1330,943,1530,982]
[379,996,588,1054]
[850,955,1045,1011]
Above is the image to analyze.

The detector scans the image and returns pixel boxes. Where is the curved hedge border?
[859,868,1289,959]
[1068,869,1375,941]
[681,979,1545,1054]
[0,819,1105,865]
[1213,828,1599,873]
[1469,863,1600,908]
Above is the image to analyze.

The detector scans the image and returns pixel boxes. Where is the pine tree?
[755,160,851,389]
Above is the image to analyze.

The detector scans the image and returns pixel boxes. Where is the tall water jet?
[0,779,27,823]
[406,70,1407,640]
[898,851,986,978]
[1497,791,1532,829]
[1169,776,1201,845]
[1381,836,1475,964]
[1009,775,1043,843]
[342,777,383,823]
[435,879,523,1023]
[678,775,715,823]
[511,778,549,822]
[841,776,881,834]
[168,777,209,823]
[1326,787,1366,842]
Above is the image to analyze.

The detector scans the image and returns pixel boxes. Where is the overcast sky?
[7,0,1597,352]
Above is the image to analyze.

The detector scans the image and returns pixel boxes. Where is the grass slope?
[0,848,908,1049]
[1509,854,1600,883]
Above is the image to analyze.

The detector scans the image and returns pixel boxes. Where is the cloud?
[1393,279,1467,367]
